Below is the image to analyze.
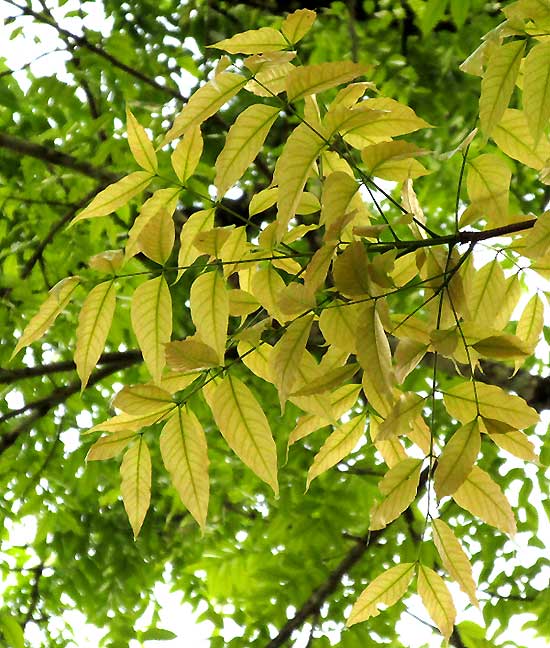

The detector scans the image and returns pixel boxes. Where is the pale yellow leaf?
[434,419,481,498]
[277,283,316,317]
[394,339,428,383]
[160,407,209,530]
[249,187,278,215]
[493,273,522,329]
[320,171,360,228]
[453,465,516,535]
[289,351,335,420]
[75,280,116,390]
[466,153,511,225]
[87,408,174,435]
[369,458,422,530]
[471,331,529,360]
[489,429,538,461]
[215,104,279,198]
[209,27,287,54]
[131,275,172,384]
[479,39,525,137]
[322,105,386,139]
[244,50,296,74]
[269,314,314,409]
[523,41,550,142]
[319,301,359,354]
[159,371,198,394]
[126,107,157,173]
[417,564,456,641]
[238,340,272,382]
[374,435,408,469]
[211,374,278,494]
[228,289,260,317]
[162,72,247,145]
[346,563,415,627]
[516,293,545,353]
[286,61,369,102]
[86,430,136,461]
[291,363,358,397]
[493,109,550,170]
[120,437,151,538]
[219,226,250,276]
[113,384,173,415]
[374,393,425,441]
[190,271,228,364]
[165,337,220,372]
[333,242,371,296]
[12,276,80,359]
[176,209,216,282]
[432,519,479,607]
[89,249,124,273]
[281,8,316,43]
[71,171,152,225]
[361,141,430,182]
[466,260,507,324]
[171,125,203,182]
[522,211,550,258]
[245,60,296,97]
[138,208,175,265]
[250,265,286,322]
[443,382,539,429]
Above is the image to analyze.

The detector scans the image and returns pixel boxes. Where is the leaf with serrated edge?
[113,384,173,415]
[434,419,480,498]
[87,430,136,461]
[369,458,422,530]
[211,374,278,494]
[215,104,279,198]
[286,61,369,102]
[160,407,209,530]
[171,126,203,183]
[190,271,228,364]
[209,27,287,54]
[12,276,80,359]
[120,437,151,538]
[453,465,516,535]
[126,107,157,173]
[346,563,415,627]
[281,8,316,43]
[432,519,479,607]
[417,564,456,641]
[175,209,215,282]
[75,280,116,390]
[131,276,172,384]
[524,41,550,143]
[71,171,152,225]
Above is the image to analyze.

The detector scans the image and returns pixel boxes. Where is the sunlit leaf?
[489,429,538,461]
[523,41,550,143]
[190,271,228,364]
[286,61,369,102]
[281,8,316,43]
[176,208,216,282]
[417,564,456,641]
[434,419,480,498]
[493,109,550,170]
[466,153,511,225]
[86,430,136,462]
[120,437,151,538]
[171,125,203,182]
[126,107,157,173]
[138,207,175,265]
[113,384,173,415]
[369,458,422,530]
[209,27,287,54]
[165,337,220,372]
[361,141,430,182]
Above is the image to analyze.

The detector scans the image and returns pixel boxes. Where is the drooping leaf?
[523,41,550,143]
[250,264,286,323]
[171,125,203,183]
[281,8,316,44]
[466,153,511,225]
[346,563,415,627]
[434,419,481,498]
[74,280,117,390]
[375,393,425,441]
[209,27,287,54]
[160,407,209,530]
[86,408,175,435]
[417,564,456,641]
[165,337,220,372]
[515,293,544,358]
[210,374,278,494]
[138,207,175,265]
[465,259,506,324]
[489,429,538,461]
[333,242,371,296]
[12,276,80,359]
[286,61,370,102]
[86,430,136,461]
[361,141,430,182]
[175,208,215,282]
[120,437,152,539]
[131,275,172,384]
[126,107,157,174]
[319,301,359,354]
[493,109,550,170]
[190,271,228,364]
[113,384,173,415]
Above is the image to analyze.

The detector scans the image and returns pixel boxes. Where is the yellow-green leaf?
[250,264,286,322]
[74,280,116,390]
[87,408,174,435]
[215,104,279,198]
[523,41,550,143]
[466,259,506,324]
[120,437,151,539]
[162,72,247,145]
[89,249,124,273]
[479,39,525,137]
[86,430,136,462]
[333,242,371,296]
[466,153,511,225]
[453,465,517,535]
[286,61,369,102]
[516,293,544,353]
[417,564,456,641]
[472,332,529,360]
[160,407,209,530]
[190,271,228,364]
[306,414,366,489]
[165,337,220,372]
[319,301,359,354]
[281,8,316,43]
[138,207,175,265]
[292,363,358,397]
[434,419,481,498]
[176,208,215,282]
[320,171,361,228]
[126,107,157,173]
[171,125,203,182]
[493,109,550,170]
[369,458,422,530]
[131,275,172,384]
[113,384,173,415]
[489,429,538,461]
[211,374,278,494]
[12,276,80,359]
[432,519,479,607]
[209,27,287,54]
[522,211,550,258]
[361,141,429,182]
[71,171,153,225]
[346,563,415,627]
[249,187,278,215]
[245,58,296,97]
[228,289,260,317]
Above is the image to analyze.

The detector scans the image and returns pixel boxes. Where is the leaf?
[245,58,296,97]
[291,363,358,396]
[333,242,371,296]
[190,271,228,364]
[86,430,136,461]
[522,211,550,258]
[209,27,287,54]
[320,171,360,228]
[453,465,517,535]
[210,374,278,494]
[466,259,506,324]
[86,408,174,435]
[215,104,279,198]
[131,275,172,384]
[269,314,314,409]
[417,564,456,641]
[479,39,525,137]
[286,61,370,102]
[250,264,286,322]
[443,382,539,430]
[434,419,481,498]
[126,107,157,174]
[228,289,260,317]
[249,187,278,215]
[471,332,529,360]
[306,414,366,489]
[0,612,25,648]
[515,293,544,354]
[71,171,153,225]
[171,125,203,182]
[489,429,538,461]
[273,123,326,237]
[175,208,215,282]
[113,384,173,415]
[466,153,511,225]
[162,72,247,145]
[523,41,550,143]
[361,141,430,182]
[369,458,423,530]
[346,563,415,627]
[432,519,479,607]
[493,109,550,170]
[120,437,151,539]
[12,276,80,359]
[281,8,316,43]
[138,207,175,265]
[75,280,117,390]
[160,407,209,530]
[89,249,124,273]
[319,301,359,354]
[165,338,220,371]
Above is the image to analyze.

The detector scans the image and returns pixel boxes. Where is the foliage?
[2,1,550,647]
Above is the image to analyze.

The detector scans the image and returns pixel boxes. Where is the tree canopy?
[2,1,550,646]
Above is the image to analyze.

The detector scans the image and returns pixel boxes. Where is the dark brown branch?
[23,565,43,627]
